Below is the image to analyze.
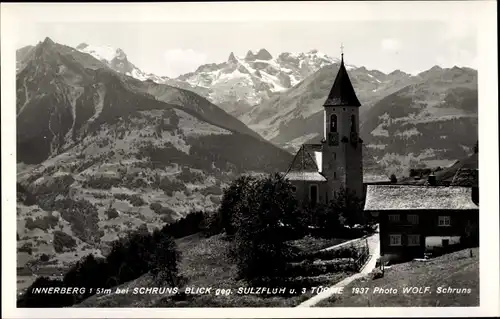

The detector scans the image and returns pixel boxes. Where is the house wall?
[425,236,461,248]
[377,209,479,258]
[290,180,329,205]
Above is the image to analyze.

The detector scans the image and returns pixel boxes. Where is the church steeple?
[323,47,361,107]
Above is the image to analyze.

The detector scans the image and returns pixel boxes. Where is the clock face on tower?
[328,132,339,146]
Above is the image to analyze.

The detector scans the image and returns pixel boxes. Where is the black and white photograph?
[1,1,498,318]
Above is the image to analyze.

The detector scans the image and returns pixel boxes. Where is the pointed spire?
[340,42,344,62]
[323,45,361,107]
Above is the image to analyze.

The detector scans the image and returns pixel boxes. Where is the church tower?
[321,48,363,199]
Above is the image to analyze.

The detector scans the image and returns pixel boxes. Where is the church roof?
[286,144,322,173]
[285,144,326,182]
[286,172,327,182]
[323,54,361,107]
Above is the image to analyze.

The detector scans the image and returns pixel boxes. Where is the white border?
[2,1,498,318]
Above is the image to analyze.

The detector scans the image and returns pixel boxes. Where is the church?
[284,51,363,205]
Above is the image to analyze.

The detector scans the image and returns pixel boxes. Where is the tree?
[329,188,364,227]
[53,231,77,253]
[218,175,257,236]
[390,174,398,183]
[149,231,180,285]
[230,173,300,286]
[307,201,343,236]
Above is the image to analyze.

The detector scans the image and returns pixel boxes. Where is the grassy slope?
[77,233,355,307]
[317,248,479,307]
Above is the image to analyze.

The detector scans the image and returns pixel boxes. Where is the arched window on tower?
[350,115,356,133]
[330,114,338,132]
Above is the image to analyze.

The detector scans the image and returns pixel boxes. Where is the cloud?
[443,20,476,40]
[163,49,207,77]
[380,38,401,53]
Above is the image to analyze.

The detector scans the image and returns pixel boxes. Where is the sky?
[9,3,478,78]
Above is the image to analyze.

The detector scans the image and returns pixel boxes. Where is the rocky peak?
[228,52,237,64]
[34,37,57,57]
[76,43,89,50]
[245,49,272,61]
[389,69,406,76]
[42,37,55,46]
[113,48,127,61]
[255,48,272,61]
[244,50,256,61]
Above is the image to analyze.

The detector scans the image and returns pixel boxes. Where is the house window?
[438,216,451,227]
[333,152,336,160]
[407,214,419,224]
[309,184,318,206]
[291,186,297,193]
[330,114,338,132]
[350,115,356,133]
[389,234,402,246]
[388,214,400,223]
[407,234,420,246]
[333,172,337,179]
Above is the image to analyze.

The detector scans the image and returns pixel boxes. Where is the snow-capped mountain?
[75,43,212,98]
[16,38,292,263]
[176,49,355,115]
[76,43,169,83]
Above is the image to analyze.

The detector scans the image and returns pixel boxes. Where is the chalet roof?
[364,185,478,211]
[324,55,361,107]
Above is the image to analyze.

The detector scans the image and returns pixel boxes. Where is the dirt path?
[297,229,380,307]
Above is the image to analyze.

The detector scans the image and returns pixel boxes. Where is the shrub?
[25,214,59,231]
[31,175,75,197]
[19,243,33,255]
[329,188,364,227]
[105,207,120,219]
[150,202,176,217]
[158,177,187,196]
[129,195,145,207]
[149,233,180,285]
[149,202,163,214]
[53,231,77,253]
[82,176,121,190]
[177,167,204,184]
[160,211,207,238]
[161,214,176,224]
[390,174,398,183]
[55,199,100,244]
[113,193,145,206]
[200,185,223,196]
